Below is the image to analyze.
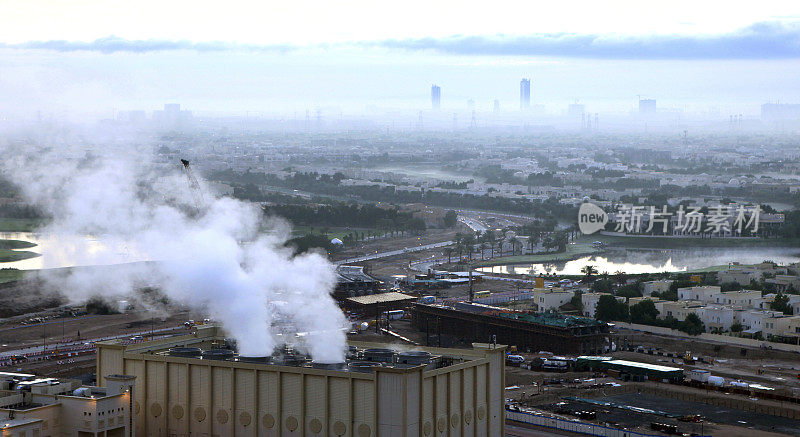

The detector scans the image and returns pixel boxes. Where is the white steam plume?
[1,139,348,362]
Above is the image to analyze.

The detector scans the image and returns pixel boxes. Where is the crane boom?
[180,159,205,211]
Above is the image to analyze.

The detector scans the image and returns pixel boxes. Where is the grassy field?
[0,249,40,262]
[472,241,600,267]
[0,238,40,263]
[0,268,25,284]
[0,239,36,250]
[0,218,45,232]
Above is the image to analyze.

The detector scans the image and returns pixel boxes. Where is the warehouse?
[344,291,418,317]
[96,325,506,436]
[411,303,609,355]
[575,356,684,382]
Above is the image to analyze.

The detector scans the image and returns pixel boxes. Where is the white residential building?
[677,286,721,304]
[696,305,741,332]
[714,289,764,309]
[740,310,784,333]
[533,288,575,312]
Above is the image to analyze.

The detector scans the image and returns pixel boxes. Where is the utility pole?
[469,262,474,303]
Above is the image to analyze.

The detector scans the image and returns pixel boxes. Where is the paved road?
[335,241,452,265]
[459,216,489,233]
[0,325,184,358]
[506,422,580,436]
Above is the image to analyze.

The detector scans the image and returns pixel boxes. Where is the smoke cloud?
[0,137,348,362]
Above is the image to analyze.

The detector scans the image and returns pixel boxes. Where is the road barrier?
[506,407,710,437]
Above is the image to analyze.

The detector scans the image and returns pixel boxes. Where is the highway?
[335,241,453,265]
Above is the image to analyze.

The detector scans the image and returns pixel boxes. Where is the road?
[459,216,489,233]
[506,422,580,436]
[0,325,185,358]
[335,241,453,265]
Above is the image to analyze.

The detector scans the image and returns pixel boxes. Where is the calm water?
[0,232,137,270]
[476,247,800,276]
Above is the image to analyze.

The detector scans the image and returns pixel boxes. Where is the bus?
[473,290,491,299]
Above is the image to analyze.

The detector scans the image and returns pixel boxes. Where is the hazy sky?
[1,0,799,117]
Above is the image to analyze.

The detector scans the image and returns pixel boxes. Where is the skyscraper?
[520,78,531,110]
[431,85,441,110]
[639,98,656,114]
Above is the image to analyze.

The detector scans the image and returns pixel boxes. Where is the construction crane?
[180,159,205,212]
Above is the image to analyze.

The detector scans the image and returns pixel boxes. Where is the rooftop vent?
[348,362,382,373]
[168,347,202,358]
[363,348,395,363]
[312,362,347,371]
[237,356,272,364]
[397,351,431,365]
[201,349,235,361]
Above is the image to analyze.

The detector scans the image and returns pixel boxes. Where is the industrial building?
[335,265,381,300]
[344,291,417,317]
[411,303,609,355]
[575,356,684,382]
[96,325,506,436]
[0,372,135,436]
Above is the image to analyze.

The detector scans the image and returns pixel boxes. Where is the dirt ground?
[0,310,203,353]
[615,329,800,391]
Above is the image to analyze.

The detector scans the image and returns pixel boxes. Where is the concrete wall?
[615,321,800,353]
[97,337,506,437]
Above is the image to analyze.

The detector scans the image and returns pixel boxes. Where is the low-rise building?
[696,305,742,332]
[0,372,135,437]
[581,293,624,318]
[641,279,672,297]
[533,288,575,312]
[765,275,800,293]
[740,309,784,334]
[718,267,763,287]
[763,315,800,339]
[677,286,721,304]
[715,289,763,308]
[654,300,702,322]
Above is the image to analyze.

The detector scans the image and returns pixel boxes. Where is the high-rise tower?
[520,78,531,110]
[431,85,441,110]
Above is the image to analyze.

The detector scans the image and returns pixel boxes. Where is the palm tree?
[508,236,520,256]
[479,242,488,260]
[614,270,627,284]
[581,265,598,281]
[444,247,454,264]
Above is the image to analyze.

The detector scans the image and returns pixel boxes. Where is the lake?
[476,247,800,276]
[0,232,138,270]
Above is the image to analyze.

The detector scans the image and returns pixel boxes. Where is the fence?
[505,407,710,437]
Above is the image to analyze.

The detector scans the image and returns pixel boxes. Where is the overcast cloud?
[3,22,799,60]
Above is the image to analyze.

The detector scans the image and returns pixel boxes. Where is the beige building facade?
[96,326,506,437]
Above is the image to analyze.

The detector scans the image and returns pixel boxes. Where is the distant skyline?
[0,1,798,117]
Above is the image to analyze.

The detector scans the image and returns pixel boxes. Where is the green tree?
[595,295,629,322]
[730,322,743,333]
[581,265,598,282]
[630,300,659,325]
[680,313,705,336]
[771,292,793,315]
[443,210,458,228]
[570,290,584,313]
